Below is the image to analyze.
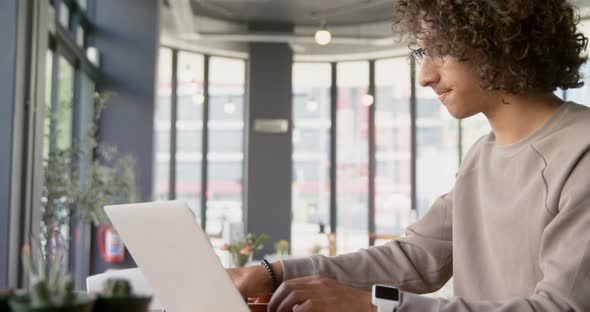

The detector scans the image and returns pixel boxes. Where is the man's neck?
[483,93,564,145]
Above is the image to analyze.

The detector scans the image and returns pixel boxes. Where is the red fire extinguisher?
[98,225,125,263]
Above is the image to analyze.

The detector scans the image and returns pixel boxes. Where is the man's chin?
[444,103,477,120]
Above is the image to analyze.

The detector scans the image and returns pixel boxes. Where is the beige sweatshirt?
[282,102,590,311]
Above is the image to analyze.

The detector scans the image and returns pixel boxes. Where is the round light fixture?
[315,29,332,46]
[306,99,319,112]
[192,93,205,105]
[362,94,375,107]
[224,101,236,114]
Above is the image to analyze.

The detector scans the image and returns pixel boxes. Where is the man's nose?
[417,58,440,88]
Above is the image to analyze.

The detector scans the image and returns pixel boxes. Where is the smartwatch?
[372,284,400,312]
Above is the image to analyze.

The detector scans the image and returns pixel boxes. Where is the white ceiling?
[189,0,396,26]
[161,0,590,59]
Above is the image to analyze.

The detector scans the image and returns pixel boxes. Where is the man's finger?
[276,290,319,312]
[268,276,326,311]
[292,299,314,312]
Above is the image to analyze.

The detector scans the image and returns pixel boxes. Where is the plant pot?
[1,289,13,312]
[8,295,94,312]
[93,296,152,312]
[232,253,253,268]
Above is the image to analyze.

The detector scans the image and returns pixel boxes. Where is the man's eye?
[411,48,425,62]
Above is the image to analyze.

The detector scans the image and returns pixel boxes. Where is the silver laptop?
[104,201,250,312]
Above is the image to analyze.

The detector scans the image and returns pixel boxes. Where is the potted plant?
[8,246,94,312]
[221,233,270,267]
[1,288,13,312]
[41,92,138,262]
[93,279,151,312]
[274,240,289,257]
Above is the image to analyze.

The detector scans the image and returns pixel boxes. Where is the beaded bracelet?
[261,258,279,292]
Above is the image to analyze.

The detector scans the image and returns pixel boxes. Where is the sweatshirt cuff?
[397,291,439,311]
[280,257,317,281]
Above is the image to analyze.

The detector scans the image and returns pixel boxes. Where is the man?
[229,0,590,311]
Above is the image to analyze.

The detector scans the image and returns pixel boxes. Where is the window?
[374,58,412,243]
[153,48,173,201]
[567,19,590,106]
[59,2,70,28]
[154,51,247,235]
[56,57,75,150]
[43,51,54,160]
[206,57,246,236]
[461,113,491,160]
[292,63,332,256]
[336,61,370,254]
[175,52,205,215]
[415,64,459,218]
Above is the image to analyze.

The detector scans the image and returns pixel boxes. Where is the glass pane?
[461,113,491,161]
[207,57,245,237]
[567,20,590,106]
[57,56,74,150]
[59,3,70,28]
[153,48,173,201]
[78,0,88,10]
[336,61,370,254]
[40,55,74,258]
[76,25,85,47]
[176,51,204,216]
[374,58,412,242]
[415,64,459,218]
[43,50,53,160]
[292,63,332,257]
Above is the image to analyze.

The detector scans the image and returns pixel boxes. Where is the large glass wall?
[461,114,490,160]
[206,57,246,236]
[374,58,412,243]
[415,72,460,218]
[336,61,370,254]
[153,49,246,234]
[567,19,590,106]
[41,0,98,282]
[153,48,173,201]
[291,63,332,256]
[176,52,205,215]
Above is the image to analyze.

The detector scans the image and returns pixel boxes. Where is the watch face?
[375,286,399,301]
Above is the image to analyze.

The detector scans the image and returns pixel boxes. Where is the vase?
[8,296,94,312]
[232,253,253,268]
[93,296,152,312]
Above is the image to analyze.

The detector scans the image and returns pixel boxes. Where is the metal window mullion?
[329,63,337,235]
[410,58,417,214]
[368,60,376,246]
[169,50,178,200]
[200,55,210,231]
[10,0,46,288]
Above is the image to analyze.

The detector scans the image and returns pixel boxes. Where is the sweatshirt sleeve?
[396,150,590,311]
[280,190,454,294]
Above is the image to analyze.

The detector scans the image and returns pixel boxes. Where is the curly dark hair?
[393,0,589,94]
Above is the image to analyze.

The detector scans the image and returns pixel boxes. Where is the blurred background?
[0,0,588,299]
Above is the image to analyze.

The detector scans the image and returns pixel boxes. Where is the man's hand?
[226,261,284,298]
[268,275,376,312]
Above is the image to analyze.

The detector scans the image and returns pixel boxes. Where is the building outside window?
[336,61,370,254]
[175,51,205,216]
[374,58,413,245]
[292,63,332,256]
[206,56,246,236]
[567,19,590,106]
[154,47,173,201]
[415,65,459,218]
[153,50,246,235]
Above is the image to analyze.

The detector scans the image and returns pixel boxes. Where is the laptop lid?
[104,201,250,312]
